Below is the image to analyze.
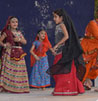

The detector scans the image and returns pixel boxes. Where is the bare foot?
[41,87,45,90]
[94,89,98,92]
[83,79,92,90]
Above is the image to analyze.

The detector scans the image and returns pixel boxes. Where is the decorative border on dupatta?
[10,53,27,61]
[30,84,51,88]
[0,86,30,93]
[53,91,78,96]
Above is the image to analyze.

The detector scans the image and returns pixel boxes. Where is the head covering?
[1,16,15,34]
[1,16,17,45]
[53,9,83,61]
[30,30,52,67]
[35,30,52,53]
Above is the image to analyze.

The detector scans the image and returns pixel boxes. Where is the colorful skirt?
[29,56,50,88]
[52,53,85,96]
[0,48,30,93]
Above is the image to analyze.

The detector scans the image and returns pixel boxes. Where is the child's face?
[53,13,63,24]
[9,18,18,29]
[39,30,46,40]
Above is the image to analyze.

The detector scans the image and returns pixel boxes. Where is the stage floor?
[0,88,98,101]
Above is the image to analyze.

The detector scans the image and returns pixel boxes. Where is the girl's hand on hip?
[4,43,11,48]
[34,55,40,61]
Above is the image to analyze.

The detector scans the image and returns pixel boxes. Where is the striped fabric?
[0,48,30,93]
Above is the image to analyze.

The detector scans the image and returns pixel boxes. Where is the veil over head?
[1,16,16,34]
[47,9,85,81]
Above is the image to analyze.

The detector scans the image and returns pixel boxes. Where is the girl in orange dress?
[81,19,98,90]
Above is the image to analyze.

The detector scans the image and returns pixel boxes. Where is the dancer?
[30,29,55,90]
[47,9,85,96]
[0,16,30,93]
[81,11,98,90]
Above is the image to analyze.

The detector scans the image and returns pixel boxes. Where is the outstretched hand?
[53,45,58,52]
[50,48,57,56]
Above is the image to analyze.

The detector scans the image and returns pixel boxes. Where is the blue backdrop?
[0,0,94,86]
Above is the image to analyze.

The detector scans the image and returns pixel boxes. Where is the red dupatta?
[1,16,15,45]
[30,32,52,67]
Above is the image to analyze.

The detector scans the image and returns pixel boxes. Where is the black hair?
[53,8,68,22]
[9,16,18,21]
[53,8,64,17]
[37,29,45,34]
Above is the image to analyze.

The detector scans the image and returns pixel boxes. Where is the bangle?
[34,54,37,57]
[18,38,21,42]
[4,44,6,48]
[56,44,58,48]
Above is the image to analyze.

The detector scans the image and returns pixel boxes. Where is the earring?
[8,25,10,30]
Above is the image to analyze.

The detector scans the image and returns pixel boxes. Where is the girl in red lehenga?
[47,9,86,96]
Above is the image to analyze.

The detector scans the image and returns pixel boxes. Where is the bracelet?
[18,38,21,42]
[4,44,6,48]
[34,54,37,57]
